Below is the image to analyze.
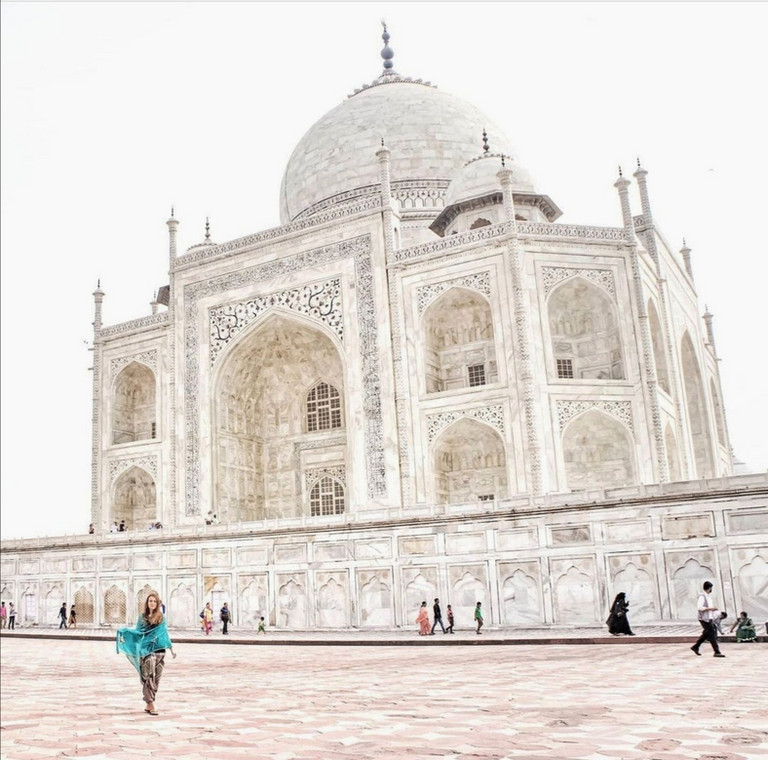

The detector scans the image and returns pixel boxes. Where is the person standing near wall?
[0,602,6,629]
[474,602,484,635]
[691,581,725,657]
[8,603,17,630]
[58,602,68,629]
[220,603,230,635]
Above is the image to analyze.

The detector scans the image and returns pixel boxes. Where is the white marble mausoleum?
[2,28,766,630]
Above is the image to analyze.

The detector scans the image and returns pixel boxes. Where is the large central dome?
[279,74,532,224]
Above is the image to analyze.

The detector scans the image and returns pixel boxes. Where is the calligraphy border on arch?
[416,271,492,315]
[109,455,159,484]
[556,400,633,432]
[427,405,505,445]
[110,350,158,382]
[541,267,615,299]
[209,278,343,366]
[184,234,384,516]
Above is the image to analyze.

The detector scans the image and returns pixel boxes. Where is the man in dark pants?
[691,581,725,657]
[58,602,68,629]
[431,598,446,634]
[220,602,230,635]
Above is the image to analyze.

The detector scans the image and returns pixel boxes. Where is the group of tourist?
[416,598,484,635]
[0,602,17,629]
[57,602,77,628]
[605,582,758,654]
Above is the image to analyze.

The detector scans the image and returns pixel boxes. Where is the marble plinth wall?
[2,477,766,630]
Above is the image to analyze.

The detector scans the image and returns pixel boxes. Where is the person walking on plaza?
[116,590,176,716]
[201,603,213,635]
[416,601,430,636]
[68,605,77,629]
[691,581,725,657]
[431,598,447,634]
[220,602,231,635]
[8,603,17,630]
[258,616,266,634]
[59,602,68,629]
[446,604,455,634]
[0,602,6,629]
[730,611,757,643]
[474,601,484,634]
[606,592,635,636]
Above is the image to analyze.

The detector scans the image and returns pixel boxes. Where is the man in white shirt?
[691,581,725,657]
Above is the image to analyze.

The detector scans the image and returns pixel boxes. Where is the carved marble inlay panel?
[109,455,159,483]
[305,465,346,490]
[416,271,492,315]
[184,235,385,515]
[110,350,158,382]
[556,400,633,432]
[209,279,343,365]
[542,267,616,298]
[427,405,505,444]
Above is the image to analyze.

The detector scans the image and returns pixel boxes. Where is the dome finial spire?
[380,20,394,72]
[482,129,489,154]
[205,217,211,242]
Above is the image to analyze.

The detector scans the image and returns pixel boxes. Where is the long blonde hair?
[142,591,164,626]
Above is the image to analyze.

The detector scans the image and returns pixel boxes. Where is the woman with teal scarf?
[117,591,176,715]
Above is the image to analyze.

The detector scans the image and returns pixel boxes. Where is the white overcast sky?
[1,2,766,539]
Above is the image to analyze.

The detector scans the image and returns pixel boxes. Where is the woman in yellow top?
[201,602,214,635]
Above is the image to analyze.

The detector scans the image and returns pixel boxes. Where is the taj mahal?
[1,26,766,631]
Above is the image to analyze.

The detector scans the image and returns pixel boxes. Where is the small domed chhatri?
[3,22,756,637]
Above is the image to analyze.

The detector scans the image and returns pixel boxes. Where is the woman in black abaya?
[607,592,635,635]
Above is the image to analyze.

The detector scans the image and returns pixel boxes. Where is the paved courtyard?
[1,637,766,760]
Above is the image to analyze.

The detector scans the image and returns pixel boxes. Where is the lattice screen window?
[306,382,342,432]
[468,363,486,387]
[478,494,495,502]
[556,358,574,379]
[309,477,345,516]
[104,585,127,624]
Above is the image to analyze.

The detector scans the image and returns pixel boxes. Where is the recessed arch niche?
[113,466,156,529]
[665,423,682,482]
[548,277,624,380]
[112,362,156,444]
[647,300,670,393]
[680,333,714,478]
[213,312,345,523]
[423,287,496,393]
[710,379,727,448]
[433,418,508,504]
[562,410,636,490]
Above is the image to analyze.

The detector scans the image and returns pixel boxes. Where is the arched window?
[562,410,636,490]
[423,288,497,393]
[681,333,714,478]
[112,362,156,444]
[309,477,345,516]
[648,300,670,394]
[548,278,624,380]
[306,382,342,432]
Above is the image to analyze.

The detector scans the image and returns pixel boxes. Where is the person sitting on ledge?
[730,611,757,643]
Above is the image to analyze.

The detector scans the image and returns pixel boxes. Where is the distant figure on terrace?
[59,602,68,629]
[68,605,77,628]
[730,611,757,643]
[416,601,430,636]
[606,592,635,636]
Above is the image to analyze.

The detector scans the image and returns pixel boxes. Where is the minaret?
[498,155,543,495]
[615,168,670,483]
[633,160,689,481]
[150,291,159,315]
[680,239,694,281]
[166,207,179,526]
[91,280,105,528]
[703,305,717,355]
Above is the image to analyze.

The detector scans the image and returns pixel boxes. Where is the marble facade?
[1,476,766,629]
[2,29,762,630]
